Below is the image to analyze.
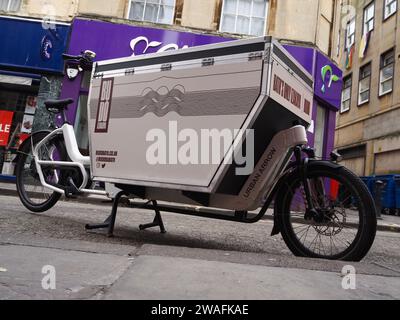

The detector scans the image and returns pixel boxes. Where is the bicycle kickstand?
[85,191,126,237]
[139,200,167,234]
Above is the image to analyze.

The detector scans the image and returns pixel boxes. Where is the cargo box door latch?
[161,63,172,71]
[202,58,215,67]
[248,52,263,61]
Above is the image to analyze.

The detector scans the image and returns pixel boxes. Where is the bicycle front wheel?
[16,132,66,213]
[277,163,377,262]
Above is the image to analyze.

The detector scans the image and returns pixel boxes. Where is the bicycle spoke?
[286,173,363,259]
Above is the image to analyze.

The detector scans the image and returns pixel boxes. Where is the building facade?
[2,0,337,54]
[333,0,400,176]
[0,0,341,178]
[0,15,70,177]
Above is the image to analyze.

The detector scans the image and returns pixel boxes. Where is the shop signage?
[40,35,54,61]
[130,36,190,56]
[314,52,343,109]
[284,45,343,110]
[67,18,231,62]
[0,111,14,147]
[320,65,340,94]
[0,17,70,73]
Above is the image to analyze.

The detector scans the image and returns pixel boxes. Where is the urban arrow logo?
[321,65,340,93]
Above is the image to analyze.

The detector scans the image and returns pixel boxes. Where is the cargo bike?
[15,37,377,261]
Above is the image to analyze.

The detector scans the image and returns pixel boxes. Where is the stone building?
[333,0,400,176]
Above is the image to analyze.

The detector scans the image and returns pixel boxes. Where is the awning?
[0,70,42,86]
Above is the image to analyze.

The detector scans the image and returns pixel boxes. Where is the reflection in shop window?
[74,95,89,155]
[220,0,268,36]
[0,86,38,176]
[0,0,21,12]
[128,0,176,25]
[81,70,91,91]
[314,105,326,159]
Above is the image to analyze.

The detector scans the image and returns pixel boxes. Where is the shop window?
[74,95,89,154]
[363,2,375,34]
[314,105,327,159]
[379,49,395,97]
[73,71,91,154]
[0,84,39,176]
[128,0,176,25]
[0,0,21,12]
[384,0,397,20]
[358,63,371,105]
[345,18,355,50]
[220,0,268,36]
[341,75,352,113]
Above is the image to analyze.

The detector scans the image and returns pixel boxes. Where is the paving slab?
[0,244,133,300]
[101,255,400,300]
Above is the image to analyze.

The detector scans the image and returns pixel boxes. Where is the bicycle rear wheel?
[16,132,66,213]
[277,163,377,262]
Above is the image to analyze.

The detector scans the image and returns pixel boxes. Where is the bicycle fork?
[294,146,319,221]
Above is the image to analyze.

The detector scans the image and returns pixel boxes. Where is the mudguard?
[271,160,343,236]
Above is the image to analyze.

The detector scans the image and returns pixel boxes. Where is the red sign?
[0,110,14,147]
[16,133,30,149]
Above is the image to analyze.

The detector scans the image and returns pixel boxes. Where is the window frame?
[127,0,177,25]
[379,48,395,97]
[219,0,269,37]
[358,62,372,106]
[383,0,397,21]
[363,1,375,35]
[345,18,356,50]
[341,74,353,113]
[0,0,21,12]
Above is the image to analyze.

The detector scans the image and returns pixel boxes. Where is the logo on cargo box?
[95,78,114,133]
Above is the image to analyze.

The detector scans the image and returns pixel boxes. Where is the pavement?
[1,242,400,300]
[0,191,400,300]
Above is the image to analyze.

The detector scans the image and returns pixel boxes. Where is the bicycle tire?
[277,163,377,262]
[16,132,67,213]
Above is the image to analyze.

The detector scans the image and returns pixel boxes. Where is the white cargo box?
[88,37,313,204]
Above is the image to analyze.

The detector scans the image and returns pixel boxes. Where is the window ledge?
[379,90,393,98]
[383,11,397,22]
[358,100,370,107]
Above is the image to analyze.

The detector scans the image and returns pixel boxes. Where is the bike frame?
[32,123,107,196]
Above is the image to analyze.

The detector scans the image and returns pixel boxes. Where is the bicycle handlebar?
[62,50,97,70]
[62,53,82,61]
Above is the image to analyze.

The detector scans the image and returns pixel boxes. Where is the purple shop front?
[285,45,343,159]
[61,18,342,159]
[60,18,231,125]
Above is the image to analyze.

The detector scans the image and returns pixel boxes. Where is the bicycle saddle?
[44,98,74,112]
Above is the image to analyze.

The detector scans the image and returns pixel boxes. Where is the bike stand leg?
[139,200,167,234]
[85,191,126,237]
